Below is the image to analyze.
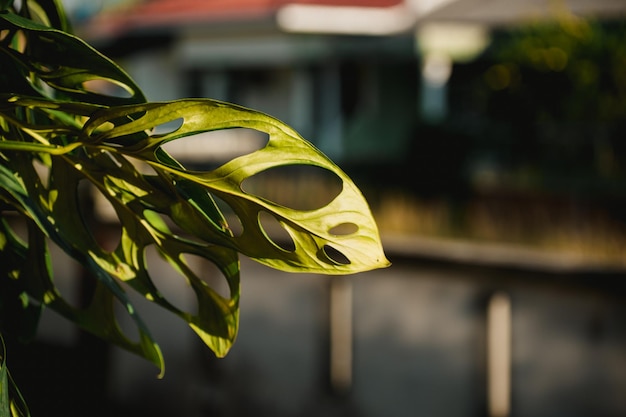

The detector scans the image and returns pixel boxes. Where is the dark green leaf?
[0,336,29,417]
[0,12,145,105]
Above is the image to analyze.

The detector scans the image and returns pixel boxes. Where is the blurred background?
[9,0,626,416]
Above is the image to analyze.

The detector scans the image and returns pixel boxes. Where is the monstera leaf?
[0,337,28,417]
[0,1,388,416]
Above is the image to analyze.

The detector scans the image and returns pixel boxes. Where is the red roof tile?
[86,0,405,39]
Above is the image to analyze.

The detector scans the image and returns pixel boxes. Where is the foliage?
[484,14,626,122]
[470,14,626,192]
[0,1,389,415]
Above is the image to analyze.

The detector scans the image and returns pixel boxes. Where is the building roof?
[84,0,404,39]
[82,0,626,42]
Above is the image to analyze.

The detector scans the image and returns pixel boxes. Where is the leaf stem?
[0,139,82,155]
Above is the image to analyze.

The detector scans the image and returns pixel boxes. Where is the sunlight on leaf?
[0,1,389,412]
[82,99,390,274]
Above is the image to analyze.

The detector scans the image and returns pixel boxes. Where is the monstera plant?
[0,0,388,415]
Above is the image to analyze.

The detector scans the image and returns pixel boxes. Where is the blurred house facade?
[75,0,626,165]
[77,0,423,165]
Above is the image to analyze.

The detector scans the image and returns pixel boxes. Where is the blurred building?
[74,0,626,164]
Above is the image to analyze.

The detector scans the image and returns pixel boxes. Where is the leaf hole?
[89,185,123,251]
[144,245,199,315]
[321,245,351,266]
[241,165,343,211]
[258,211,295,252]
[0,29,10,42]
[2,213,28,243]
[329,222,359,236]
[47,238,84,308]
[127,156,160,175]
[212,195,243,237]
[113,297,141,344]
[182,253,232,300]
[161,128,268,168]
[82,78,134,99]
[153,117,184,137]
[9,30,26,53]
[32,157,50,188]
[32,237,84,344]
